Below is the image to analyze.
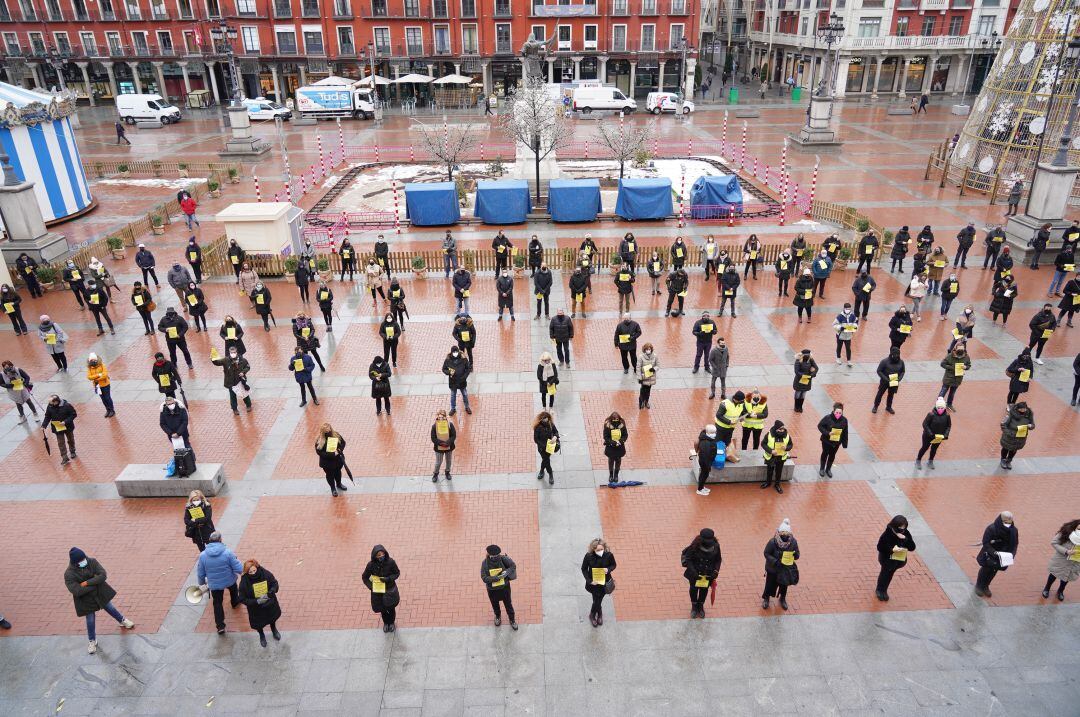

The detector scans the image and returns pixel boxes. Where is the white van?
[242,97,292,120]
[115,94,182,125]
[571,86,636,114]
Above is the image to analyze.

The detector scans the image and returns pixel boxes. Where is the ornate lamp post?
[209,21,241,107]
[790,13,844,148]
[814,14,844,101]
[214,20,270,157]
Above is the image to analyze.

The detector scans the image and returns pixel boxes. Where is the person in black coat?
[184,490,215,552]
[374,235,391,280]
[442,348,472,415]
[1027,304,1058,362]
[533,411,559,485]
[491,231,513,276]
[1029,222,1051,269]
[15,252,42,297]
[315,423,348,496]
[183,282,208,332]
[681,528,722,618]
[536,352,559,408]
[694,425,718,495]
[160,396,191,450]
[387,279,407,329]
[975,512,1019,598]
[793,349,818,412]
[914,397,952,470]
[339,238,356,281]
[582,538,616,627]
[527,235,543,276]
[602,412,628,485]
[220,316,246,356]
[159,308,194,369]
[665,268,689,317]
[1005,347,1034,404]
[238,558,282,647]
[496,270,515,321]
[0,284,28,335]
[872,347,905,414]
[792,270,815,323]
[481,545,519,628]
[64,548,134,653]
[548,309,574,366]
[211,347,251,414]
[762,519,799,611]
[1072,351,1080,406]
[42,395,78,465]
[379,312,402,367]
[890,226,910,273]
[954,223,975,268]
[816,402,848,478]
[533,263,552,319]
[316,282,335,330]
[251,282,273,331]
[888,306,914,350]
[292,313,325,371]
[369,356,392,416]
[452,314,477,367]
[990,275,1019,325]
[614,313,642,373]
[875,515,917,601]
[362,544,401,632]
[295,263,312,303]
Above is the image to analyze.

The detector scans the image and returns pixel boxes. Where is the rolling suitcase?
[174,447,196,477]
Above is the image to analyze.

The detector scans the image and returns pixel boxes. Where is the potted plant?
[106,235,126,260]
[837,245,854,269]
[855,217,870,233]
[35,265,57,291]
[178,162,189,178]
[117,163,130,178]
[93,161,105,178]
[609,252,623,273]
[150,214,165,235]
[228,167,240,184]
[207,179,221,198]
[632,148,652,168]
[512,252,526,278]
[151,160,163,177]
[316,256,331,282]
[882,229,894,248]
[411,254,427,277]
[284,256,299,274]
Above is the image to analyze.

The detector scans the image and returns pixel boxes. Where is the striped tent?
[0,81,93,224]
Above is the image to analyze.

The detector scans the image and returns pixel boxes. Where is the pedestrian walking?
[114,120,131,145]
[793,349,818,413]
[582,538,616,627]
[816,402,848,478]
[315,423,348,495]
[184,490,215,552]
[180,194,200,230]
[481,545,518,628]
[938,343,971,410]
[238,559,282,646]
[251,282,273,331]
[430,409,456,482]
[134,244,159,288]
[442,346,472,415]
[1043,520,1080,600]
[681,528,722,617]
[210,346,251,414]
[915,397,952,470]
[292,313,326,371]
[570,266,590,318]
[793,269,815,323]
[875,515,917,601]
[65,548,135,654]
[761,420,793,493]
[38,315,68,372]
[15,252,42,297]
[441,230,458,277]
[294,261,311,303]
[496,270,515,321]
[537,351,559,408]
[890,226,910,273]
[549,309,573,366]
[888,306,914,351]
[158,307,194,369]
[84,279,114,335]
[363,545,400,632]
[288,346,318,407]
[379,312,401,366]
[694,424,719,496]
[533,411,559,485]
[833,303,859,366]
[196,532,242,634]
[1005,348,1034,404]
[775,250,793,297]
[0,361,36,423]
[316,281,334,330]
[637,343,659,409]
[851,272,875,321]
[86,353,115,418]
[856,232,878,274]
[1028,304,1057,364]
[369,355,392,416]
[602,412,628,485]
[975,512,1019,598]
[719,265,741,317]
[534,262,552,319]
[42,394,77,464]
[0,284,27,335]
[339,238,357,281]
[762,519,799,610]
[692,312,717,372]
[999,401,1035,469]
[872,347,905,414]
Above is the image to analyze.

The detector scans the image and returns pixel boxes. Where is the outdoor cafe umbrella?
[393,73,435,84]
[433,74,474,84]
[357,75,391,86]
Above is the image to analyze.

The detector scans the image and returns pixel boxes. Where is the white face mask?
[594,548,604,556]
[78,559,88,568]
[192,500,201,506]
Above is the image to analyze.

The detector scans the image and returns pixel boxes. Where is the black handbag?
[604,577,616,595]
[382,585,401,608]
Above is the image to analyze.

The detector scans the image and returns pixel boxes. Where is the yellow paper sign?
[1018,369,1031,382]
[888,373,899,387]
[51,420,66,432]
[724,289,734,296]
[626,242,635,252]
[209,347,220,360]
[225,327,237,340]
[701,324,714,333]
[952,328,962,340]
[89,294,100,305]
[799,374,810,385]
[1074,295,1080,305]
[780,551,795,566]
[497,245,505,253]
[618,273,630,282]
[293,358,305,371]
[610,428,622,443]
[461,289,470,297]
[862,283,873,293]
[651,262,661,272]
[252,580,268,598]
[370,576,385,593]
[1069,549,1080,563]
[2,302,12,314]
[949,282,958,293]
[535,292,543,300]
[325,436,339,453]
[575,294,584,303]
[864,245,874,255]
[11,378,24,391]
[189,251,198,262]
[843,324,858,333]
[644,366,654,377]
[546,383,556,396]
[829,428,843,442]
[319,291,329,301]
[188,506,205,520]
[934,260,946,268]
[618,334,630,344]
[159,374,171,387]
[1065,264,1076,272]
[954,363,965,377]
[460,331,471,342]
[695,576,710,588]
[70,270,81,280]
[187,294,197,306]
[818,260,828,270]
[749,250,758,259]
[931,434,944,444]
[167,327,179,339]
[46,333,57,345]
[795,249,805,257]
[804,290,813,300]
[899,324,912,334]
[675,248,684,258]
[1042,329,1054,339]
[678,290,688,297]
[255,294,264,305]
[342,250,351,259]
[302,327,311,338]
[545,438,557,454]
[134,294,144,306]
[489,567,505,588]
[1015,424,1029,438]
[779,261,788,271]
[385,327,395,339]
[392,290,401,298]
[891,548,908,562]
[591,567,606,585]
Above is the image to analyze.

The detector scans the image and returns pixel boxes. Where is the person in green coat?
[999,402,1035,470]
[938,343,972,411]
[64,548,135,654]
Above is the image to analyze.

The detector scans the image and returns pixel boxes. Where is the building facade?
[748,0,1017,97]
[0,0,698,106]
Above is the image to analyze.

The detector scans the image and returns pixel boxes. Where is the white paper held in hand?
[171,436,187,450]
[997,551,1014,567]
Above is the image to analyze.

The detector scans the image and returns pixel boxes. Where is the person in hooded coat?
[64,547,134,654]
[184,489,215,552]
[250,282,273,331]
[294,262,311,303]
[816,402,848,478]
[363,544,401,632]
[762,519,799,610]
[369,355,392,415]
[452,313,477,367]
[915,397,952,470]
[875,515,917,601]
[0,360,36,423]
[888,306,914,350]
[183,282,208,332]
[793,269,815,323]
[681,528,722,618]
[1043,519,1080,601]
[602,412,628,485]
[1005,348,1034,405]
[238,558,282,646]
[694,424,718,496]
[1027,304,1058,363]
[196,532,243,633]
[0,284,28,335]
[481,545,518,629]
[872,347,905,414]
[792,349,818,412]
[533,411,559,485]
[890,226,910,273]
[581,538,616,627]
[999,401,1035,469]
[975,512,1019,597]
[38,315,69,371]
[220,316,247,356]
[315,423,348,496]
[160,395,190,450]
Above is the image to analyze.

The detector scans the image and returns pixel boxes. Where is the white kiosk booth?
[214,201,305,255]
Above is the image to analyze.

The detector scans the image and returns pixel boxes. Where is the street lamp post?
[363,42,384,123]
[1051,36,1080,167]
[790,12,844,148]
[676,35,695,113]
[209,21,241,107]
[814,13,844,100]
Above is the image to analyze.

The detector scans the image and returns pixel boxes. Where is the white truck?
[295,81,375,120]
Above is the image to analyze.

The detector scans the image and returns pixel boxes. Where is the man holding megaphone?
[195,532,243,634]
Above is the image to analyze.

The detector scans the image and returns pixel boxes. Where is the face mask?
[833,411,842,419]
[965,309,972,316]
[376,554,386,562]
[78,559,88,568]
[594,548,604,556]
[192,499,201,506]
[452,351,459,357]
[936,408,945,414]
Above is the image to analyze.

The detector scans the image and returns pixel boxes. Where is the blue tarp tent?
[474,179,532,224]
[547,179,603,222]
[615,178,673,220]
[404,182,460,226]
[690,175,744,218]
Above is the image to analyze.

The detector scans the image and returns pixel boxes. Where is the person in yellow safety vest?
[714,390,746,463]
[741,391,768,451]
[761,421,793,494]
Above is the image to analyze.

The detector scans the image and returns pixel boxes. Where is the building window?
[131,31,149,55]
[236,0,255,12]
[432,0,446,16]
[106,31,122,54]
[371,0,386,14]
[612,24,626,51]
[494,0,509,15]
[29,32,45,54]
[301,0,318,16]
[640,24,654,51]
[373,27,390,54]
[895,16,908,37]
[462,24,477,53]
[276,29,298,53]
[613,0,627,13]
[150,0,168,18]
[125,0,140,19]
[434,24,449,53]
[495,23,511,54]
[17,0,35,20]
[337,26,354,53]
[948,15,962,35]
[79,31,97,55]
[857,17,880,37]
[405,0,419,15]
[670,22,683,49]
[584,24,596,49]
[205,0,220,17]
[72,0,90,20]
[977,15,995,35]
[671,0,684,10]
[531,25,545,41]
[242,26,260,51]
[921,16,936,35]
[273,0,291,16]
[157,31,173,53]
[53,32,71,54]
[405,26,422,55]
[0,3,11,21]
[177,0,193,18]
[3,33,19,54]
[641,0,655,12]
[304,30,324,53]
[558,25,570,50]
[460,0,474,16]
[44,0,61,21]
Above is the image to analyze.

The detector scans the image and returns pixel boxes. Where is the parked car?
[571,86,636,114]
[115,94,182,125]
[646,92,694,115]
[243,98,292,120]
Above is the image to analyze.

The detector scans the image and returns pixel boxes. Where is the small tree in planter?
[609,252,623,274]
[207,179,221,198]
[178,162,189,178]
[882,229,894,248]
[837,245,854,269]
[106,235,126,259]
[512,252,526,278]
[93,162,105,178]
[284,256,299,274]
[35,265,58,291]
[151,160,163,177]
[117,163,130,178]
[228,167,240,184]
[150,214,165,235]
[855,218,870,233]
[411,254,427,277]
[316,256,331,282]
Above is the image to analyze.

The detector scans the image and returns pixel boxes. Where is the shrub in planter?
[882,229,894,247]
[178,162,189,178]
[411,255,427,275]
[837,246,853,266]
[632,148,652,168]
[35,265,58,286]
[609,253,623,272]
[486,159,505,177]
[284,256,299,274]
[228,167,240,184]
[117,163,129,177]
[150,214,165,235]
[855,218,870,233]
[207,179,221,198]
[106,235,126,259]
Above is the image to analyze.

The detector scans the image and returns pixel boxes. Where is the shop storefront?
[490,60,521,96]
[606,59,631,96]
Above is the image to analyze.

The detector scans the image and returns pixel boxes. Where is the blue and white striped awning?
[0,82,76,127]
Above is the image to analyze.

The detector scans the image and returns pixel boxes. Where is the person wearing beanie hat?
[975,512,1019,598]
[792,349,818,413]
[157,306,194,370]
[151,352,181,399]
[694,424,719,496]
[135,243,159,288]
[131,281,156,335]
[875,515,917,601]
[762,520,799,610]
[714,390,746,463]
[86,353,115,418]
[481,545,518,629]
[64,548,134,653]
[793,268,815,323]
[692,312,717,372]
[1043,519,1080,601]
[999,401,1035,469]
[915,397,952,470]
[816,402,848,478]
[1005,348,1034,405]
[681,528,722,618]
[761,421,793,493]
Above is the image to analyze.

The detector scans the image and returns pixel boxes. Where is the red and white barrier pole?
[752,156,758,179]
[317,134,325,174]
[480,142,485,162]
[780,140,788,226]
[687,139,692,159]
[728,204,734,227]
[337,117,344,156]
[808,157,820,212]
[722,111,728,148]
[374,144,380,163]
[253,173,261,202]
[393,179,401,235]
[300,172,307,197]
[409,145,414,163]
[764,165,770,187]
[740,121,747,170]
[584,140,589,160]
[652,135,658,157]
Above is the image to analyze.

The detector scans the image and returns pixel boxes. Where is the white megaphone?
[185,584,210,604]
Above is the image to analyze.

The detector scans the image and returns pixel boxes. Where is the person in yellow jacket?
[740,391,769,451]
[86,353,115,418]
[713,390,746,463]
[761,421,793,494]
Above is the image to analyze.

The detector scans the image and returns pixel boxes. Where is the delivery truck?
[295,84,376,120]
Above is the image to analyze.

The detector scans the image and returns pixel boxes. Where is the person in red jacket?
[180,195,200,230]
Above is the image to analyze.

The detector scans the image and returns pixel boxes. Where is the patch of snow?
[94,178,202,189]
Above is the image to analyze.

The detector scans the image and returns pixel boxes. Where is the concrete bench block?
[115,463,226,498]
[951,104,971,116]
[691,452,794,484]
[886,107,913,116]
[290,117,318,126]
[734,109,761,118]
[135,119,164,129]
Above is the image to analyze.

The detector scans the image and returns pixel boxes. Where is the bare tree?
[592,121,653,179]
[415,119,478,182]
[499,78,568,203]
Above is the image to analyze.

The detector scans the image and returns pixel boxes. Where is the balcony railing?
[897,0,917,7]
[495,41,512,54]
[339,41,356,55]
[374,43,392,56]
[406,41,424,55]
[151,8,170,19]
[920,0,947,8]
[747,29,985,52]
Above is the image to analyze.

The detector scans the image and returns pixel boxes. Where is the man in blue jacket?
[196,532,243,634]
[811,250,833,299]
[288,346,319,407]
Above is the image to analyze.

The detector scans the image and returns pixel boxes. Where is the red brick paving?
[196,492,541,631]
[596,483,951,620]
[900,474,1080,606]
[987,309,1080,359]
[108,325,307,379]
[578,388,846,470]
[1,327,103,380]
[0,399,281,484]
[0,499,214,636]
[347,273,533,316]
[272,395,537,479]
[825,381,1078,462]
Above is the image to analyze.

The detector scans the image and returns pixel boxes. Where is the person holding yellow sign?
[183,282,208,333]
[0,361,36,423]
[664,267,689,318]
[692,312,717,373]
[288,347,318,408]
[762,519,799,611]
[0,284,27,335]
[581,538,616,627]
[379,312,402,367]
[1004,348,1034,406]
[832,303,859,366]
[856,232,879,274]
[742,234,761,280]
[37,315,68,372]
[613,313,642,374]
[86,354,115,419]
[527,235,543,277]
[718,265,741,318]
[990,274,1019,326]
[292,313,326,372]
[999,401,1035,470]
[452,314,477,367]
[83,279,115,336]
[1043,520,1080,601]
[887,305,914,351]
[1027,304,1058,365]
[369,355,392,416]
[670,236,689,271]
[157,307,193,370]
[42,395,77,465]
[681,528,722,618]
[131,282,156,335]
[614,262,635,314]
[602,413,628,486]
[760,421,793,494]
[816,402,848,478]
[150,352,181,401]
[492,230,513,277]
[183,490,215,552]
[569,266,590,318]
[212,346,251,415]
[938,344,971,411]
[238,559,281,647]
[1056,271,1080,328]
[875,515,917,602]
[619,232,638,272]
[792,269,815,323]
[915,397,952,470]
[481,545,518,629]
[431,408,457,482]
[792,349,818,413]
[363,545,400,633]
[219,316,246,356]
[926,246,948,296]
[533,263,552,319]
[315,423,347,495]
[775,248,794,297]
[536,352,559,408]
[250,282,273,331]
[533,411,559,485]
[872,347,905,415]
[1049,246,1075,298]
[636,344,659,409]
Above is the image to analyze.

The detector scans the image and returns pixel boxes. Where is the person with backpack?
[481,545,518,629]
[681,528,722,618]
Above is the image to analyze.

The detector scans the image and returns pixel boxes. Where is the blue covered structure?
[547,179,602,222]
[404,182,460,226]
[690,175,744,218]
[614,178,673,221]
[474,179,532,224]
